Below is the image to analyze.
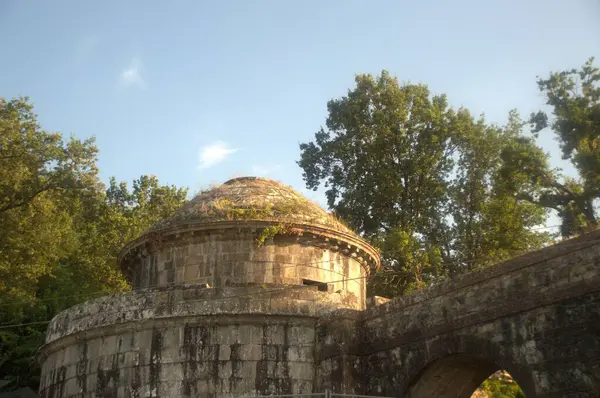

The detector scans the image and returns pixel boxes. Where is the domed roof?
[146,176,357,236]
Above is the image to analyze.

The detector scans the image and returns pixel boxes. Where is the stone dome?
[118,176,380,294]
[146,176,356,236]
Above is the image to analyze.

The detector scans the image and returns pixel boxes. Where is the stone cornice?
[118,220,381,272]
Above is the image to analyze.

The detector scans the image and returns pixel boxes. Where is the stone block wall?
[130,229,367,310]
[40,317,316,397]
[38,176,383,398]
[38,285,355,398]
[314,309,363,395]
[355,231,600,397]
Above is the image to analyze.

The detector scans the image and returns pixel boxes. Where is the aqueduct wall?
[318,230,600,397]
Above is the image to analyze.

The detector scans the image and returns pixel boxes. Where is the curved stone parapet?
[38,285,355,397]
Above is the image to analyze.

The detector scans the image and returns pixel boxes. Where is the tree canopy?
[0,97,188,391]
[298,71,553,295]
[499,57,600,237]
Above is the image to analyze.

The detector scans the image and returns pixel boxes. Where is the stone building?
[37,177,380,397]
[37,177,600,397]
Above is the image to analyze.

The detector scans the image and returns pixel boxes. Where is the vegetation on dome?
[147,177,355,236]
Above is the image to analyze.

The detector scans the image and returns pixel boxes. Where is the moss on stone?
[256,223,294,247]
[146,177,355,236]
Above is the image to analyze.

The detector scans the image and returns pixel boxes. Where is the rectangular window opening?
[302,279,329,292]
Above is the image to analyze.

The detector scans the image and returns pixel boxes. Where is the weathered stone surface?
[145,177,355,235]
[126,231,369,309]
[319,230,600,398]
[117,177,378,310]
[38,177,600,397]
[38,290,323,397]
[38,177,378,397]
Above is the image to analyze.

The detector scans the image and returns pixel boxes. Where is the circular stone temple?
[37,177,380,397]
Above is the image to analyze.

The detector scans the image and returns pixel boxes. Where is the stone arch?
[405,353,527,398]
[367,332,538,397]
[402,334,536,397]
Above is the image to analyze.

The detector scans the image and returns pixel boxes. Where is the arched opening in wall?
[406,354,527,398]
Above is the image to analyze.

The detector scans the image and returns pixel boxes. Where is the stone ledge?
[41,285,359,346]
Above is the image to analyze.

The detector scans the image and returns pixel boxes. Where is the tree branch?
[516,192,563,213]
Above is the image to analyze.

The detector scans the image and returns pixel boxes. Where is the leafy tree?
[449,110,551,275]
[105,174,188,244]
[298,71,457,294]
[0,97,98,215]
[298,71,550,296]
[0,97,101,314]
[0,97,102,391]
[0,96,188,392]
[500,57,600,237]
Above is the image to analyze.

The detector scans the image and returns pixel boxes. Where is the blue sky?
[1,0,599,213]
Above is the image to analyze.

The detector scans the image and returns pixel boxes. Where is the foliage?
[256,223,293,247]
[298,71,458,294]
[0,97,188,391]
[298,71,551,296]
[0,97,99,215]
[449,109,551,275]
[199,198,305,247]
[479,371,526,398]
[105,174,188,246]
[211,198,276,220]
[499,57,600,237]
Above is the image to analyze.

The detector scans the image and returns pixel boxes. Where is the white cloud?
[198,141,239,169]
[119,57,146,88]
[251,164,281,176]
